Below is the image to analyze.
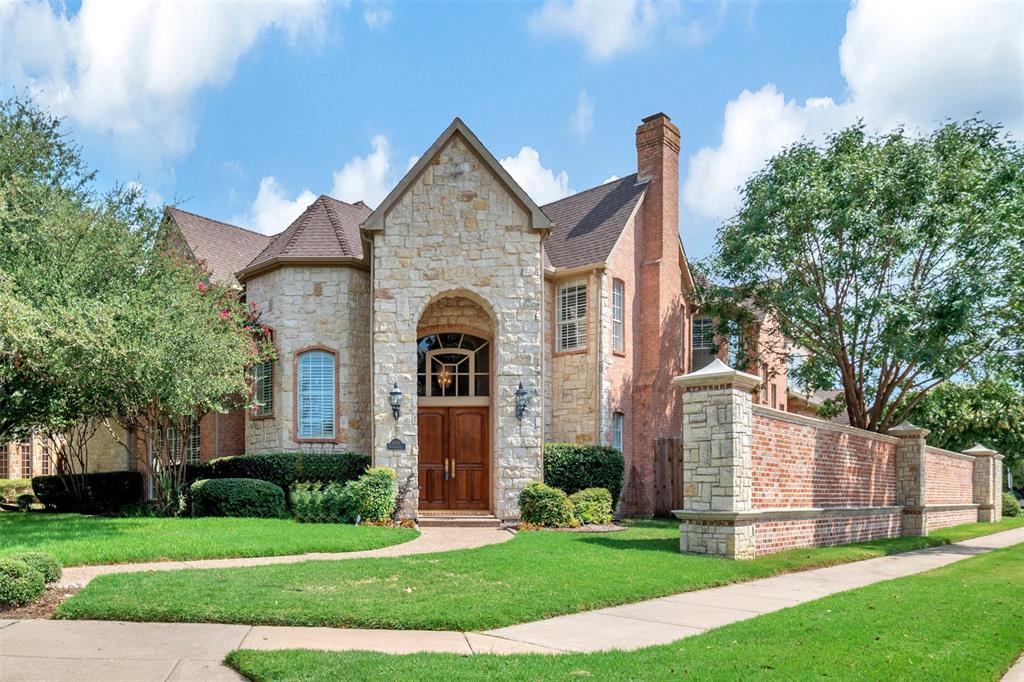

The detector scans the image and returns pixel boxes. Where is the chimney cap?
[641,112,671,124]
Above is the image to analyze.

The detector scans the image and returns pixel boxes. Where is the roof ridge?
[541,173,641,209]
[167,206,270,239]
[278,199,320,256]
[321,196,355,257]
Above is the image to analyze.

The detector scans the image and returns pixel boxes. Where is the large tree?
[696,120,1024,432]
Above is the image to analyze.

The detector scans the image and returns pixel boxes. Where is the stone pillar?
[890,422,930,536]
[965,444,1002,523]
[672,359,761,559]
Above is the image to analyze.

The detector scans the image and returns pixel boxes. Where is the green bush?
[9,552,62,584]
[189,478,286,518]
[1004,492,1021,518]
[290,482,350,523]
[544,443,624,508]
[519,481,577,527]
[341,467,397,523]
[569,487,614,525]
[0,479,33,503]
[194,452,370,490]
[15,493,34,511]
[32,471,143,513]
[0,558,45,607]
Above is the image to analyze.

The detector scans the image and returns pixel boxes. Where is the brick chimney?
[630,112,684,514]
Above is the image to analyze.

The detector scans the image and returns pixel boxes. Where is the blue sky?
[1,0,1020,259]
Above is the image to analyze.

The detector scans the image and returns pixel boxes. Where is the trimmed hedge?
[189,478,287,518]
[544,443,624,507]
[1004,492,1021,518]
[32,471,144,513]
[519,481,577,527]
[9,552,62,584]
[0,558,45,607]
[569,487,614,525]
[193,452,370,489]
[0,479,32,503]
[291,468,398,524]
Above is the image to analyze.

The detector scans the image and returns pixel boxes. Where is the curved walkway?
[58,526,513,588]
[4,527,1022,682]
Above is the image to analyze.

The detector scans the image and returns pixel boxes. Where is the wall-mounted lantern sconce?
[389,382,403,420]
[515,382,530,421]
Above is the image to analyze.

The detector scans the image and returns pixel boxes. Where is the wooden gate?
[653,437,684,516]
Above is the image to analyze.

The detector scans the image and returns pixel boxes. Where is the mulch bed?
[515,523,628,533]
[0,586,78,620]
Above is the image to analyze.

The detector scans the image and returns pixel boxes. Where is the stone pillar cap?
[673,358,761,392]
[889,421,931,438]
[963,443,998,457]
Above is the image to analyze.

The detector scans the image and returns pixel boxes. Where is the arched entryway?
[416,294,494,511]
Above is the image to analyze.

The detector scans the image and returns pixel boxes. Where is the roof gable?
[166,207,271,286]
[238,196,371,281]
[363,117,552,232]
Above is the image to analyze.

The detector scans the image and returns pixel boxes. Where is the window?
[41,440,51,476]
[690,317,715,370]
[612,279,624,353]
[612,412,624,452]
[19,442,31,478]
[0,446,7,478]
[771,384,778,410]
[153,419,200,465]
[761,366,769,403]
[253,358,274,417]
[557,280,588,352]
[787,352,806,391]
[297,349,336,439]
[416,333,490,398]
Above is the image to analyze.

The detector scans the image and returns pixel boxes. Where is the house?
[78,113,793,520]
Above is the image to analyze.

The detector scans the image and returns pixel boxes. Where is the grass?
[0,513,419,566]
[55,517,1024,630]
[225,538,1024,682]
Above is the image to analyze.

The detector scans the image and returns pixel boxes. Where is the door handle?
[450,457,455,480]
[444,458,449,480]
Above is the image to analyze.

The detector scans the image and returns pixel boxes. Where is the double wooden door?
[417,406,489,510]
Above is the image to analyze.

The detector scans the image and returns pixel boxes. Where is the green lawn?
[55,517,1024,630]
[226,538,1024,682]
[0,513,419,566]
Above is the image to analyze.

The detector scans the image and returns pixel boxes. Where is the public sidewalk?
[59,526,513,588]
[3,526,1022,682]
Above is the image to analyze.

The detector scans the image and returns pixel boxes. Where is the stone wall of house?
[417,295,492,337]
[675,363,1004,559]
[244,265,372,455]
[370,133,545,520]
[547,270,601,445]
[85,424,131,472]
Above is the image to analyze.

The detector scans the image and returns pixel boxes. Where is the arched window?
[297,349,336,439]
[416,333,490,398]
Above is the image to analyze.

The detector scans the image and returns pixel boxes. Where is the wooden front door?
[417,406,489,510]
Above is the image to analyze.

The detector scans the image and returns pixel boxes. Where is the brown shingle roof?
[542,174,647,270]
[167,207,271,285]
[239,195,371,279]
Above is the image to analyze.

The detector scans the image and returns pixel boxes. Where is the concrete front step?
[417,512,502,528]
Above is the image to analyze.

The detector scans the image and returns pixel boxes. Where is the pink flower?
[219,309,231,320]
[197,282,208,294]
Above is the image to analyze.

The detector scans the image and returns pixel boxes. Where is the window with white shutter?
[612,279,624,353]
[557,280,588,352]
[690,317,716,370]
[253,359,274,417]
[297,350,336,439]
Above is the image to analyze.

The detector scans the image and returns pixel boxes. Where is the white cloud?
[330,135,394,207]
[362,2,392,29]
[528,0,665,60]
[127,180,164,208]
[232,177,317,235]
[569,90,594,140]
[0,0,326,163]
[683,0,1024,222]
[500,147,572,205]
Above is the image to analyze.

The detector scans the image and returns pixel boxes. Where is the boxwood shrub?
[32,471,144,513]
[291,468,397,523]
[189,478,286,518]
[194,452,370,489]
[8,552,62,584]
[291,482,349,523]
[519,481,577,527]
[569,487,614,525]
[0,558,45,607]
[543,443,624,507]
[1004,492,1021,518]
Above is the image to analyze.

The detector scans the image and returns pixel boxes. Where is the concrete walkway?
[58,526,513,587]
[1004,654,1024,682]
[3,526,1022,682]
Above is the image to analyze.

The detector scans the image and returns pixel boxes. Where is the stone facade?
[367,132,545,520]
[546,270,601,445]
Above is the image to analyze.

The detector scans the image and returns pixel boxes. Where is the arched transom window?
[417,333,490,398]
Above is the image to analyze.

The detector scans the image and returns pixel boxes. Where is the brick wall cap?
[672,358,761,392]
[889,421,931,438]
[963,443,998,457]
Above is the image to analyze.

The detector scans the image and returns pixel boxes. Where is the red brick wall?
[926,508,979,531]
[924,449,974,505]
[756,513,902,555]
[199,409,246,462]
[751,409,898,509]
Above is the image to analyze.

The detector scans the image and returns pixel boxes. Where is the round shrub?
[189,478,286,518]
[9,552,62,584]
[544,443,624,508]
[0,558,45,607]
[1004,492,1021,518]
[341,467,397,523]
[519,481,576,528]
[569,487,614,525]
